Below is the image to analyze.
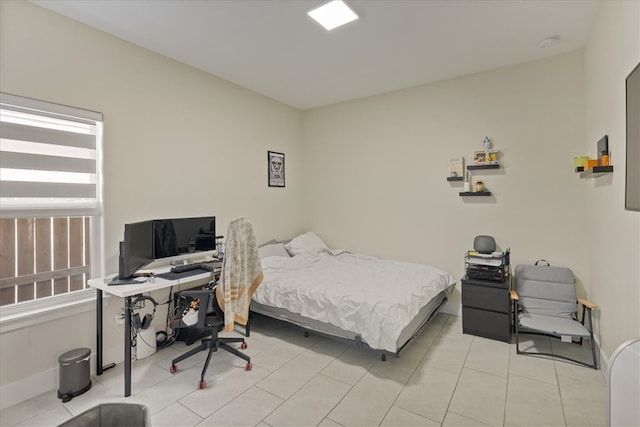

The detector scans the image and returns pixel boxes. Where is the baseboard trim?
[0,366,57,410]
[598,341,610,377]
[0,350,123,410]
[440,300,461,316]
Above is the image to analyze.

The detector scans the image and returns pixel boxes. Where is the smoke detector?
[538,35,560,48]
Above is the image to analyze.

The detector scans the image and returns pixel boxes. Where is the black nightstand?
[461,277,511,342]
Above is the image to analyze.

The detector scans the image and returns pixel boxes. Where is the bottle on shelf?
[464,170,472,192]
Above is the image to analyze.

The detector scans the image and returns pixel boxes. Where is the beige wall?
[0,0,303,394]
[1,0,638,408]
[303,52,590,308]
[584,0,640,360]
[302,0,639,366]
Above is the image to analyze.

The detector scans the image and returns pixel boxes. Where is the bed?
[251,232,456,359]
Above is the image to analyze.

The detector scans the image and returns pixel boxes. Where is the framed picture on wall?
[268,151,285,187]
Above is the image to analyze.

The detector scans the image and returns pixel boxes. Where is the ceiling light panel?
[308,0,359,31]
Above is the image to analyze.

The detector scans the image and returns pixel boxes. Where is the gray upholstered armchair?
[511,262,598,369]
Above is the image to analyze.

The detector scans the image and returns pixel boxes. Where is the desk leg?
[124,296,133,397]
[96,289,103,375]
[96,289,115,375]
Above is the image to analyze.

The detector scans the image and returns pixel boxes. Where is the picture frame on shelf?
[448,157,464,178]
[473,150,499,165]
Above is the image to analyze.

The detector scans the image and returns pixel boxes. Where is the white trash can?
[136,326,157,359]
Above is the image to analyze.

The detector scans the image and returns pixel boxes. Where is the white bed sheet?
[254,250,455,352]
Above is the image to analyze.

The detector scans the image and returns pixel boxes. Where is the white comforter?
[253,250,455,352]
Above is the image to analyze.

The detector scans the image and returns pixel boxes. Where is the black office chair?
[168,287,252,389]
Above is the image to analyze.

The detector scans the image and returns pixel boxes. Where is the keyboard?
[170,263,203,273]
[157,267,210,280]
[108,278,141,286]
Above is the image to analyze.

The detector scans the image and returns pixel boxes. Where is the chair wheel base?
[169,365,177,374]
[245,362,253,371]
[241,342,248,350]
[198,380,206,389]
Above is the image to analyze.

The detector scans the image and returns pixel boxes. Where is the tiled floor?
[1,313,607,426]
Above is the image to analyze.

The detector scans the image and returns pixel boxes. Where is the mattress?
[253,250,455,353]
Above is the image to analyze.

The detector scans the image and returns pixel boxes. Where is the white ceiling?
[32,0,601,110]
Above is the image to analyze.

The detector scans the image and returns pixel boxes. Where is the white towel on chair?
[217,217,263,332]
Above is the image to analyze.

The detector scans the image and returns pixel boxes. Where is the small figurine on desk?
[483,136,492,150]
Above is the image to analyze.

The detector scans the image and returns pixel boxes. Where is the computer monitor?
[152,216,216,263]
[117,220,153,281]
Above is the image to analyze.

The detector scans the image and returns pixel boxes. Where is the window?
[0,93,103,325]
[0,217,92,305]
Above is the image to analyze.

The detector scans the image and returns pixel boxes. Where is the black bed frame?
[250,296,448,361]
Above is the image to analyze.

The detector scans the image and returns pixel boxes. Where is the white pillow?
[285,232,329,256]
[258,243,290,259]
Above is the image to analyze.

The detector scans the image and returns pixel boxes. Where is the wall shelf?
[450,145,501,199]
[467,163,500,171]
[578,165,614,178]
[459,191,492,197]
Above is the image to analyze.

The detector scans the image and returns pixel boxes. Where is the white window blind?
[0,93,103,217]
[0,93,103,319]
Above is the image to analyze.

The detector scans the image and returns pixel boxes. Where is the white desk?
[88,267,215,397]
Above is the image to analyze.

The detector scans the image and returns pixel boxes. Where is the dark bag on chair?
[172,292,212,344]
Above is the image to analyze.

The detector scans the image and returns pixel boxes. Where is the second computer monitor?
[118,220,154,280]
[152,216,216,261]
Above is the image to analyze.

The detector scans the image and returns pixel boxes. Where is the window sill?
[0,289,102,333]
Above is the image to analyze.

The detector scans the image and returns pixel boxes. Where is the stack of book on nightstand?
[465,250,508,282]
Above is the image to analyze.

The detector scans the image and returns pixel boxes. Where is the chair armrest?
[510,289,519,301]
[578,297,597,310]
